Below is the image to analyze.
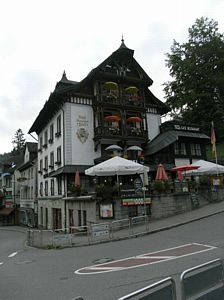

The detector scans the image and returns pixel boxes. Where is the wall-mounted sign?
[134,178,143,195]
[76,115,89,143]
[122,197,151,206]
[99,203,114,218]
[174,125,200,132]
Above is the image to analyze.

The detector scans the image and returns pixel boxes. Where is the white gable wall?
[65,102,100,165]
[146,112,161,141]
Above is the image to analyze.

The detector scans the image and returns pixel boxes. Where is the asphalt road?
[0,213,224,300]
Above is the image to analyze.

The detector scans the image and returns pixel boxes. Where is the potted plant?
[68,183,81,196]
[152,180,166,194]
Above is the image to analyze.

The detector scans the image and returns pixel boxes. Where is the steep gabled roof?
[80,39,153,86]
[28,40,167,134]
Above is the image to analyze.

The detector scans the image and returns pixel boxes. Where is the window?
[40,207,43,226]
[49,124,54,143]
[180,143,186,155]
[43,130,48,148]
[40,182,43,196]
[83,210,87,226]
[49,152,54,168]
[56,146,61,164]
[45,180,48,196]
[38,136,43,151]
[174,142,186,155]
[191,143,201,156]
[56,115,61,137]
[5,177,12,188]
[39,159,43,173]
[57,177,62,195]
[45,208,48,229]
[50,179,54,196]
[44,156,48,171]
[78,210,82,226]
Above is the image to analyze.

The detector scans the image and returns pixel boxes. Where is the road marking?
[8,252,18,258]
[75,243,216,275]
[0,262,4,266]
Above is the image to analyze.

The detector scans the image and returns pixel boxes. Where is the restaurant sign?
[122,197,151,206]
[174,124,200,132]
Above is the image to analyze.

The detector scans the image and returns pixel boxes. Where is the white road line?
[8,252,18,258]
[75,243,217,275]
[0,262,4,266]
[87,266,123,270]
[137,255,175,259]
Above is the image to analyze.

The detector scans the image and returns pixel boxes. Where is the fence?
[27,215,150,248]
[118,259,224,300]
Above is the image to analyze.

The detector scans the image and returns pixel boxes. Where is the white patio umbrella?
[186,160,224,175]
[105,145,123,151]
[126,146,143,151]
[85,156,149,177]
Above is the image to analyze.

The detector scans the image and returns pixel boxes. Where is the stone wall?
[151,193,191,220]
[150,187,224,220]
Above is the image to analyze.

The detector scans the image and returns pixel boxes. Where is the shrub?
[199,175,211,186]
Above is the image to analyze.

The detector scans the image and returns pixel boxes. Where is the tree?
[12,129,26,153]
[164,17,224,139]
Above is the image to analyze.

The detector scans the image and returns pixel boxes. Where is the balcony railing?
[96,93,144,107]
[94,126,148,139]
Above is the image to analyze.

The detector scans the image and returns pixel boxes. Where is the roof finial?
[61,70,67,81]
[119,35,128,49]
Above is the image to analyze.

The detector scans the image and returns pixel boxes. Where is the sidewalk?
[147,200,224,234]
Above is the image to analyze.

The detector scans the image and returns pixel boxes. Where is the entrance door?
[69,209,74,233]
[52,208,62,230]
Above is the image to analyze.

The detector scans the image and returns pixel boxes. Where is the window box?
[48,138,53,144]
[55,161,61,165]
[38,170,43,174]
[42,144,47,149]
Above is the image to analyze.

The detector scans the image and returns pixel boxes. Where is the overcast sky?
[1,0,224,154]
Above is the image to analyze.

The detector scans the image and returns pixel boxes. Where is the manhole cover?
[93,258,113,264]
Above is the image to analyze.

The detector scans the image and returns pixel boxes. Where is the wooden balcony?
[94,126,148,139]
[96,93,144,108]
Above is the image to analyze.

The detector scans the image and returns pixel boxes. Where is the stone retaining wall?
[150,187,224,220]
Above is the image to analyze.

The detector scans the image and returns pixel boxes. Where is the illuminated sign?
[122,197,151,206]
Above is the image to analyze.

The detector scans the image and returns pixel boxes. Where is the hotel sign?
[174,125,200,132]
[76,115,89,143]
